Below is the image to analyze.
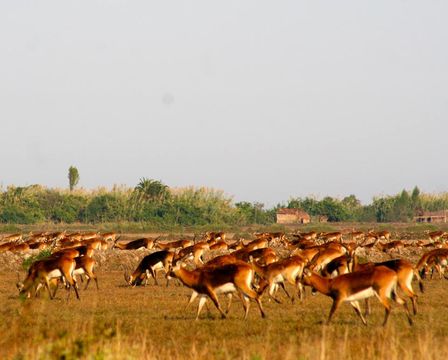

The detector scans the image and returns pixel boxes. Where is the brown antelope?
[252,255,307,303]
[73,256,99,290]
[416,248,448,281]
[155,239,194,250]
[293,231,318,241]
[416,248,448,279]
[101,231,120,242]
[349,231,365,242]
[376,230,391,241]
[307,247,346,273]
[38,256,99,297]
[300,266,413,326]
[81,238,108,250]
[321,243,359,277]
[17,255,80,300]
[365,259,420,316]
[320,232,343,243]
[125,250,175,286]
[209,240,228,251]
[204,231,226,243]
[428,230,446,242]
[80,232,99,241]
[174,242,209,266]
[9,243,30,253]
[243,238,268,252]
[169,262,266,320]
[376,240,405,254]
[114,237,156,250]
[1,233,22,244]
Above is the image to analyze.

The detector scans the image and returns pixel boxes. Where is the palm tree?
[132,178,170,204]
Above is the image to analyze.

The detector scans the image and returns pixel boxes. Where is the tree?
[68,166,80,191]
[132,178,170,204]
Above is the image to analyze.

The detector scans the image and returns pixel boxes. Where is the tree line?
[0,180,447,225]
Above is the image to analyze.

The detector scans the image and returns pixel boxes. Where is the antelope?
[114,237,156,250]
[349,231,365,242]
[321,243,359,277]
[416,248,448,281]
[155,239,194,250]
[174,242,209,266]
[80,232,99,241]
[243,238,268,252]
[101,231,120,242]
[376,230,391,241]
[209,240,228,251]
[416,248,448,280]
[125,250,175,286]
[17,255,80,300]
[36,256,99,297]
[1,233,22,244]
[204,231,226,243]
[307,247,346,273]
[169,262,266,320]
[9,243,30,253]
[300,266,413,326]
[73,256,99,290]
[252,255,306,303]
[81,238,108,250]
[428,231,446,242]
[293,231,318,241]
[376,240,405,254]
[325,253,421,316]
[320,232,343,243]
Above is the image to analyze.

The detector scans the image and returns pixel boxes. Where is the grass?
[1,265,448,359]
[2,224,448,359]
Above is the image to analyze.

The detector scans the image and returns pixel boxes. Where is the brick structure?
[276,208,311,224]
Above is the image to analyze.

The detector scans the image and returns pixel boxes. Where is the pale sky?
[1,1,447,207]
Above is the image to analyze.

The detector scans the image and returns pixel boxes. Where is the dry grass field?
[1,229,448,360]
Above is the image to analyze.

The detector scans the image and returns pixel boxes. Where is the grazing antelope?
[73,256,99,290]
[416,248,448,279]
[37,256,99,297]
[300,266,413,326]
[17,255,80,300]
[376,240,405,254]
[125,250,175,286]
[174,242,209,266]
[114,237,156,250]
[416,248,448,281]
[1,233,22,244]
[169,262,266,320]
[428,231,446,242]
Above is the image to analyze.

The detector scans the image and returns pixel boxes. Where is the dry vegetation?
[1,229,448,360]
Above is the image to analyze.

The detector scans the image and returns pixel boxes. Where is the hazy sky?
[1,1,447,207]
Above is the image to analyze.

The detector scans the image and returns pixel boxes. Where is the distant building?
[276,208,311,224]
[414,210,448,223]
